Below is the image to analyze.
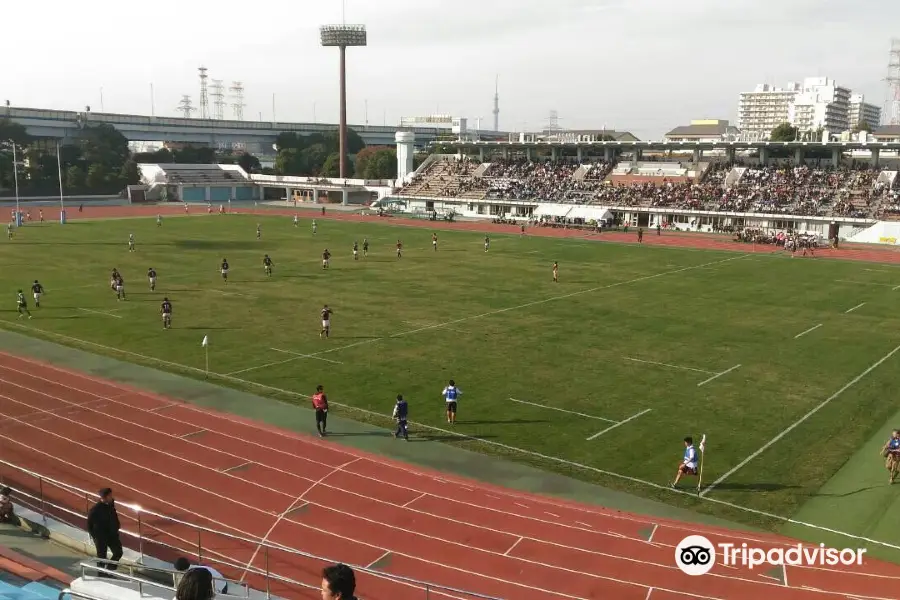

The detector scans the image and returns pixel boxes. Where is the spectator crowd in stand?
[399,156,898,219]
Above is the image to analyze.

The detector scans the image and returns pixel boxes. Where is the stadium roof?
[873,125,900,137]
[665,123,739,137]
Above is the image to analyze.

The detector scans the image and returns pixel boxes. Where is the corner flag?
[202,335,210,379]
[697,434,707,493]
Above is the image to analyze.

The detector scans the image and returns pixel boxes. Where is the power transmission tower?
[887,38,900,125]
[198,66,210,119]
[229,81,246,121]
[177,95,196,118]
[211,80,226,120]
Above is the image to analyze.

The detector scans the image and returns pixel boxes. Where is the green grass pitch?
[2,213,900,548]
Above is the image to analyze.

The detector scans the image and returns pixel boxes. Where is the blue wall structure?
[235,186,255,201]
[210,187,231,202]
[182,188,206,202]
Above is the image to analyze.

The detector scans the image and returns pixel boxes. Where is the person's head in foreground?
[175,567,213,600]
[321,563,356,600]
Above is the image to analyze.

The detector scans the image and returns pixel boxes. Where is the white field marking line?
[794,324,823,339]
[268,347,343,365]
[701,342,900,498]
[575,521,592,528]
[14,383,900,587]
[6,353,900,569]
[179,429,206,438]
[893,284,900,291]
[697,364,742,387]
[623,357,715,375]
[0,396,110,423]
[586,409,652,441]
[208,289,253,299]
[515,502,528,509]
[402,492,427,508]
[0,376,748,583]
[504,537,524,556]
[834,279,895,287]
[77,308,123,319]
[231,254,752,374]
[644,588,653,600]
[863,269,888,273]
[845,302,866,314]
[647,524,658,543]
[239,457,361,583]
[545,512,560,518]
[149,402,180,412]
[508,398,618,423]
[365,550,392,569]
[222,461,253,473]
[0,437,494,600]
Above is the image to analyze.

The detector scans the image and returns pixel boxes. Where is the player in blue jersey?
[442,380,462,425]
[882,429,900,484]
[392,394,409,440]
[671,437,698,489]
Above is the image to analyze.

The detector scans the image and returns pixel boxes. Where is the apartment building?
[848,94,882,130]
[738,77,855,139]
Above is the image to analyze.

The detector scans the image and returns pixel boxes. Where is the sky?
[2,0,899,140]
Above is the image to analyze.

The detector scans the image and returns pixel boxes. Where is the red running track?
[0,353,898,600]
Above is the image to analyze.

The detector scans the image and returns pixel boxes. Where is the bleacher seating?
[398,156,897,218]
[0,544,69,600]
[160,166,248,185]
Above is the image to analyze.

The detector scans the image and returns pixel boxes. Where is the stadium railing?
[0,458,502,600]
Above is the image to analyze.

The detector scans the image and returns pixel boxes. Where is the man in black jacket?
[87,487,122,576]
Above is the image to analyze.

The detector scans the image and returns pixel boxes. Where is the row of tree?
[1,119,405,196]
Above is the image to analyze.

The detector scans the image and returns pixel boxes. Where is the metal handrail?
[0,457,503,600]
[77,558,250,597]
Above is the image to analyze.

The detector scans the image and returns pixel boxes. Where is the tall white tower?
[395,131,415,183]
[492,75,499,132]
[887,39,900,125]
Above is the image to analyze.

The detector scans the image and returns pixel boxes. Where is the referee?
[312,385,329,437]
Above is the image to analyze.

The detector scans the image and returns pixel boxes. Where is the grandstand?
[135,164,260,203]
[392,153,899,235]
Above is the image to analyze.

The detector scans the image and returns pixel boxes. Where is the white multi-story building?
[738,77,854,139]
[788,77,851,134]
[737,83,801,139]
[848,94,882,131]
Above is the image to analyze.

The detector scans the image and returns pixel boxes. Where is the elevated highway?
[2,106,445,153]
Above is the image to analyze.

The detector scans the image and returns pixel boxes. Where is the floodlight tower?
[320,21,367,178]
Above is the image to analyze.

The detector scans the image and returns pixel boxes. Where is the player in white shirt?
[671,436,698,489]
[128,234,135,252]
[293,214,299,227]
[312,220,318,235]
[442,379,462,424]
